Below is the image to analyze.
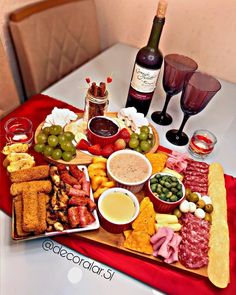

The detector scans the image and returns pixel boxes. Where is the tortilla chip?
[123,230,153,255]
[123,197,156,255]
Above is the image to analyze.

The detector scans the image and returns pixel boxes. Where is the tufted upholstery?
[0,39,20,119]
[9,0,100,99]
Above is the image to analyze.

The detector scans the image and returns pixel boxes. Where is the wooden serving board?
[34,112,159,165]
[75,189,208,278]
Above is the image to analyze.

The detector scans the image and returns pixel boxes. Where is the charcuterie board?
[74,188,209,278]
[34,112,159,165]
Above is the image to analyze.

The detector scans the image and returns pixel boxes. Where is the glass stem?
[160,93,172,116]
[176,114,190,137]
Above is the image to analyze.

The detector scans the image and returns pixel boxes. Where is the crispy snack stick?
[22,188,38,232]
[10,165,50,183]
[35,193,47,234]
[14,195,30,237]
[10,180,52,196]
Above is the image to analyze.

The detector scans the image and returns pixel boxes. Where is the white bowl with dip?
[106,149,152,193]
[98,187,140,233]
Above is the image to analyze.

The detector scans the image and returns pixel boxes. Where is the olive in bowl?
[146,173,185,213]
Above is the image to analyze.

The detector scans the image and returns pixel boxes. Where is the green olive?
[185,188,192,196]
[196,199,205,209]
[173,208,182,218]
[187,192,199,203]
[204,213,212,223]
[205,204,214,213]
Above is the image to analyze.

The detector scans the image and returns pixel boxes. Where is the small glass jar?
[83,89,109,123]
[4,117,34,146]
[188,129,217,159]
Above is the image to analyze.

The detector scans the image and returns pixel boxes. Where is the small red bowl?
[146,173,185,213]
[98,187,140,234]
[87,116,120,147]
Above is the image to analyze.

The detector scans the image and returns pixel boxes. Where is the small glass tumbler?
[188,129,217,159]
[4,117,34,146]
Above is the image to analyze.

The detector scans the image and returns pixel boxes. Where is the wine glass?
[151,54,198,125]
[166,72,221,146]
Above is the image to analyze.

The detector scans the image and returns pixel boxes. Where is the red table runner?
[0,94,235,295]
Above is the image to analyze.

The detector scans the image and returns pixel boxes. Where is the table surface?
[1,43,236,295]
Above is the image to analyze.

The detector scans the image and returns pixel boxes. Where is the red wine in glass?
[166,72,221,146]
[151,54,198,125]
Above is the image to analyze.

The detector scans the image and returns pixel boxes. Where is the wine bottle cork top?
[156,0,168,18]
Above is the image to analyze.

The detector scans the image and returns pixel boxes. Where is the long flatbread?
[207,163,230,288]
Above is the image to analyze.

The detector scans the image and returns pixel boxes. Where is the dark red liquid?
[90,117,119,137]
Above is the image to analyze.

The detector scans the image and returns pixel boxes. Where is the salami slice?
[178,213,210,269]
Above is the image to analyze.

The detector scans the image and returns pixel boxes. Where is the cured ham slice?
[151,227,182,264]
[166,151,189,173]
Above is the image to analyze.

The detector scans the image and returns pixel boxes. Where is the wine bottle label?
[131,64,160,93]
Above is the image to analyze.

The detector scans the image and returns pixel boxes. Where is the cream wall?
[0,0,236,100]
[95,0,236,83]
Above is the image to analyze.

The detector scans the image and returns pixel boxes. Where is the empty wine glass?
[151,54,198,125]
[166,72,221,146]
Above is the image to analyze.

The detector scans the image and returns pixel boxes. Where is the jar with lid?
[83,88,109,123]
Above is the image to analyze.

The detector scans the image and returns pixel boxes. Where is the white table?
[44,43,236,177]
[1,43,236,295]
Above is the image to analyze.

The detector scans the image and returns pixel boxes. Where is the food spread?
[1,108,230,289]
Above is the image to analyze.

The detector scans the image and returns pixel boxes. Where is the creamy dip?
[101,192,136,223]
[109,153,150,183]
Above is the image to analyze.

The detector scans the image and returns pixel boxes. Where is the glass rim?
[192,129,217,144]
[186,71,221,92]
[4,116,33,133]
[164,53,198,72]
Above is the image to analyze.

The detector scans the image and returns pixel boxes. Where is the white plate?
[12,165,100,241]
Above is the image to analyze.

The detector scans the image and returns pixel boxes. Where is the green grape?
[140,126,149,134]
[42,127,50,135]
[140,140,151,152]
[34,143,45,153]
[49,125,63,135]
[61,140,74,152]
[134,146,142,153]
[43,145,53,156]
[139,132,148,141]
[148,133,154,140]
[69,145,76,155]
[51,148,62,160]
[62,151,73,162]
[130,133,139,140]
[128,138,139,149]
[48,135,59,147]
[63,131,75,141]
[58,134,67,145]
[37,132,48,144]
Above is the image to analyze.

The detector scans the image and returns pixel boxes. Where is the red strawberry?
[88,144,102,155]
[114,138,126,151]
[119,128,131,143]
[76,139,90,150]
[107,76,112,83]
[85,77,91,84]
[102,144,114,158]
